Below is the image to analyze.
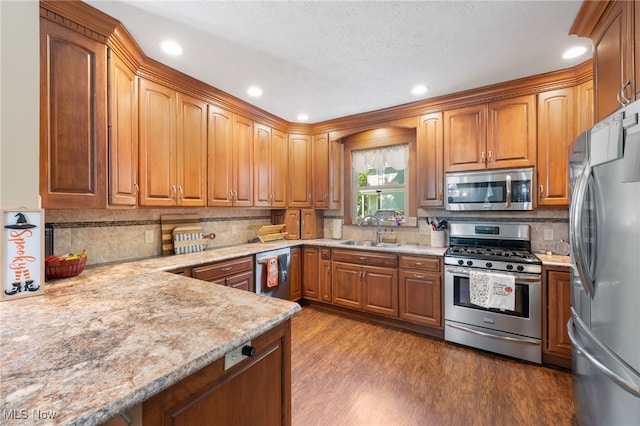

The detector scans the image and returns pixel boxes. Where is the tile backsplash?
[47,206,568,266]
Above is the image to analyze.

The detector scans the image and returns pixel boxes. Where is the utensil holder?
[431,230,447,248]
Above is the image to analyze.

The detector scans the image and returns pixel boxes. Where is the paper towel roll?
[332,219,342,239]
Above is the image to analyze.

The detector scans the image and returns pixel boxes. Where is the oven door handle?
[447,322,541,345]
[445,267,541,283]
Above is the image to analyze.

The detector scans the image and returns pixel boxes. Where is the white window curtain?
[352,144,408,174]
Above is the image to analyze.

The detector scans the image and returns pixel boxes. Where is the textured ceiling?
[86,0,591,124]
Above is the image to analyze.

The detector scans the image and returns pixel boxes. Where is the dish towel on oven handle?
[469,270,515,311]
[267,257,279,287]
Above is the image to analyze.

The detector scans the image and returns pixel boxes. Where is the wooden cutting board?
[161,214,214,255]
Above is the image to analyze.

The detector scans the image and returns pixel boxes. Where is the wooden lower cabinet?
[302,247,319,300]
[544,266,572,368]
[191,256,254,292]
[318,249,332,302]
[142,320,291,426]
[289,247,302,301]
[399,255,443,328]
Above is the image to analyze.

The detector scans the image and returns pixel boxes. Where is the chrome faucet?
[360,215,382,243]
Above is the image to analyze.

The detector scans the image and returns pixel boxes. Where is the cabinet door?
[575,79,594,136]
[319,256,332,302]
[284,210,301,240]
[138,79,176,206]
[40,19,107,209]
[301,209,322,239]
[329,138,342,210]
[444,104,487,172]
[312,133,330,208]
[302,247,319,300]
[487,95,536,169]
[290,247,302,301]
[253,123,272,207]
[288,134,312,207]
[226,270,254,292]
[362,266,398,318]
[399,270,442,327]
[332,262,363,310]
[546,270,572,358]
[232,115,254,206]
[271,129,288,208]
[143,322,290,426]
[207,105,234,207]
[592,1,633,121]
[537,88,574,206]
[177,93,207,207]
[108,51,138,207]
[417,112,444,207]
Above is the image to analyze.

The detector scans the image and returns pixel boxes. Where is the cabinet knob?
[242,345,256,357]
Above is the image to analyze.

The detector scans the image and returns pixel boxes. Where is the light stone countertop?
[0,238,561,425]
[535,253,572,268]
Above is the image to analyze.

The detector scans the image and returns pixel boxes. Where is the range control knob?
[516,265,524,272]
[506,264,514,270]
[466,260,473,266]
[485,262,493,268]
[458,259,464,265]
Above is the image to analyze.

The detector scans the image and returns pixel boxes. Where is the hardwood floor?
[291,307,576,426]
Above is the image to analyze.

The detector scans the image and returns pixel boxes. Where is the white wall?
[0,1,39,210]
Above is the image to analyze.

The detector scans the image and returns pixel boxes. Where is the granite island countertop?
[1,268,300,425]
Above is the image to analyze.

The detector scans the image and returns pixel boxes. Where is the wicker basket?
[45,256,87,279]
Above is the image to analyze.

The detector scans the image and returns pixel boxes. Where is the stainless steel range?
[444,222,542,364]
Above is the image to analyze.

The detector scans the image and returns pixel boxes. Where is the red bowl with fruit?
[45,251,88,280]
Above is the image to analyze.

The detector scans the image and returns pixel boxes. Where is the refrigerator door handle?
[568,309,640,399]
[570,160,596,297]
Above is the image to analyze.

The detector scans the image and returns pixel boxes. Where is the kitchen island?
[0,264,300,425]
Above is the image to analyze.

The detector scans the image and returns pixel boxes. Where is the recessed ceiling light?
[562,46,588,59]
[160,40,182,56]
[247,86,263,97]
[297,113,309,121]
[411,85,428,96]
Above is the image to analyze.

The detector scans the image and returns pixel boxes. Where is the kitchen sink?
[339,240,401,248]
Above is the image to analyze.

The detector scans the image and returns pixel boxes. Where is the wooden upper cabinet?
[209,111,253,207]
[572,1,635,121]
[537,88,575,206]
[108,51,138,207]
[575,79,595,136]
[176,93,207,206]
[40,18,108,209]
[444,96,536,172]
[312,133,330,208]
[138,79,206,207]
[288,134,312,208]
[254,123,272,207]
[417,112,444,207]
[444,104,487,172]
[271,129,288,208]
[329,138,342,210]
[487,95,536,169]
[138,79,176,206]
[207,105,234,207]
[232,114,254,206]
[254,125,287,208]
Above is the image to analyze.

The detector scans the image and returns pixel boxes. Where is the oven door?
[444,266,541,339]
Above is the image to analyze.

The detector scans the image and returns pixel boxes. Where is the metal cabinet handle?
[358,256,367,261]
[133,181,139,196]
[481,151,485,163]
[171,185,177,199]
[505,174,512,208]
[539,185,544,200]
[178,185,184,200]
[220,266,232,272]
[413,273,426,279]
[619,79,632,106]
[439,188,443,201]
[488,150,492,162]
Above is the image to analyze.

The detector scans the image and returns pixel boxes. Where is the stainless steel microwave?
[445,167,534,211]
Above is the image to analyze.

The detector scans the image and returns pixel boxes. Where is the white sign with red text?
[1,210,44,301]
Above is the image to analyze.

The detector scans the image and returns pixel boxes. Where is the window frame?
[342,127,417,226]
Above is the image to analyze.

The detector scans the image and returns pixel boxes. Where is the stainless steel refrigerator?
[568,98,640,425]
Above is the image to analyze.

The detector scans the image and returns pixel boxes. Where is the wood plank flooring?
[291,307,576,426]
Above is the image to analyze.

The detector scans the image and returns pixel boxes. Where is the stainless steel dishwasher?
[255,247,291,300]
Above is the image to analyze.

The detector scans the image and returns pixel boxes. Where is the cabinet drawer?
[192,257,253,282]
[320,248,331,260]
[399,255,440,272]
[331,249,397,268]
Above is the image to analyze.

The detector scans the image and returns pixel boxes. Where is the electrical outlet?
[145,230,154,244]
[231,225,238,235]
[544,228,554,241]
